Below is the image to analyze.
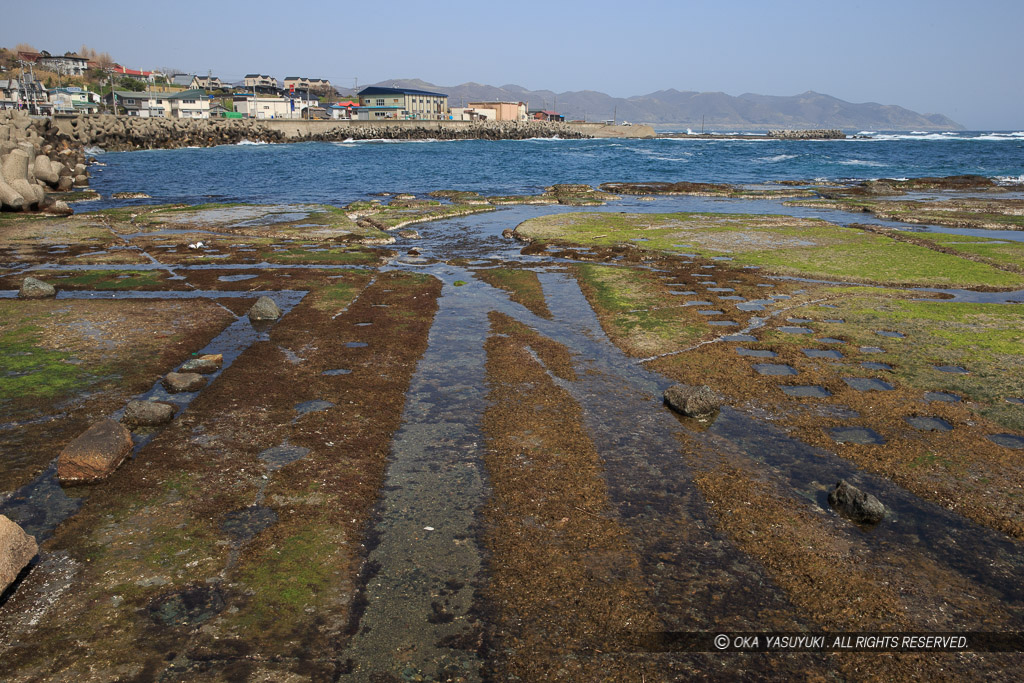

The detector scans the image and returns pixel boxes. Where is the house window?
[126,99,135,104]
[376,99,385,106]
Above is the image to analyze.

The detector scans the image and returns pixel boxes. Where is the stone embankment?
[262,119,592,142]
[0,110,89,212]
[52,115,286,151]
[767,129,845,139]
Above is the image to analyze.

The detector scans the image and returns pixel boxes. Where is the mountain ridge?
[354,79,963,131]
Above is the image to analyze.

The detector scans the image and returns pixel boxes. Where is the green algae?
[515,211,1024,288]
[476,268,553,319]
[0,321,88,401]
[573,263,707,356]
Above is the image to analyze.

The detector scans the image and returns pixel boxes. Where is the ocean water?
[86,131,1024,208]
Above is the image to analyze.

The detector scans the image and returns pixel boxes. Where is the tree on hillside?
[119,77,147,91]
[15,43,36,54]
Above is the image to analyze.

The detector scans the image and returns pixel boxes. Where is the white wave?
[857,131,876,136]
[838,159,887,167]
[84,146,105,155]
[235,139,268,145]
[758,154,797,163]
[995,174,1024,185]
[910,131,929,135]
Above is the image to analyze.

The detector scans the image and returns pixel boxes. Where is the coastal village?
[1,47,567,123]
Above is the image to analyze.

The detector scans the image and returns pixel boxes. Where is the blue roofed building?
[356,86,448,120]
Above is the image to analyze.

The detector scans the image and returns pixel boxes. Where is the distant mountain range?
[355,79,963,131]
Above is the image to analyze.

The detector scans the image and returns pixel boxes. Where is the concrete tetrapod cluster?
[0,110,89,213]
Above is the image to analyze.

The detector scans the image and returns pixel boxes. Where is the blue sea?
[86,131,1024,208]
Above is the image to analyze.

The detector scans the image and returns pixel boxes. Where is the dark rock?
[19,276,56,299]
[1,514,38,594]
[664,384,720,417]
[122,400,176,426]
[180,354,222,374]
[247,296,282,321]
[828,480,885,524]
[57,419,134,482]
[162,372,207,393]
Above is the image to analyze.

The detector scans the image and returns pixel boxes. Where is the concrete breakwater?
[48,116,655,150]
[767,129,845,139]
[0,110,90,212]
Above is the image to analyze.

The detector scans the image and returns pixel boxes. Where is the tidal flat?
[2,186,1024,681]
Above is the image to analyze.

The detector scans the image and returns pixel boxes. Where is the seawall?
[50,115,655,151]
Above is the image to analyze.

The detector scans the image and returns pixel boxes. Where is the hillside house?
[244,74,279,95]
[36,52,90,76]
[49,87,100,114]
[0,78,52,113]
[104,90,165,117]
[190,75,225,91]
[166,89,211,118]
[357,86,448,120]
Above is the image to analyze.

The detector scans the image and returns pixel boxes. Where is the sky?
[4,0,1022,129]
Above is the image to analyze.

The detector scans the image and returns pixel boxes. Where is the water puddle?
[843,377,894,391]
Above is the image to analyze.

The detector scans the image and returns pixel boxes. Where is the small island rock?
[664,384,720,417]
[828,480,885,524]
[162,372,207,393]
[122,400,176,426]
[247,296,282,321]
[19,276,56,299]
[57,419,134,483]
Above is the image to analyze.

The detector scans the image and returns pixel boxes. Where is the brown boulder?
[162,372,207,393]
[1,515,38,594]
[57,419,134,483]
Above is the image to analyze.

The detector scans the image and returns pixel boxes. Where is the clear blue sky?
[4,0,1021,129]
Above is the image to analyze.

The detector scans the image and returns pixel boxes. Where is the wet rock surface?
[56,419,134,483]
[161,371,207,393]
[18,277,56,299]
[0,515,38,594]
[122,400,176,426]
[828,480,886,524]
[247,295,282,321]
[663,384,721,417]
[179,353,223,374]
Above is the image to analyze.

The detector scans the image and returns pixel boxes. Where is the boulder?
[1,515,38,594]
[247,296,282,322]
[828,480,885,524]
[57,419,134,483]
[663,384,720,417]
[122,400,176,426]
[180,354,222,374]
[162,372,207,393]
[19,276,56,299]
